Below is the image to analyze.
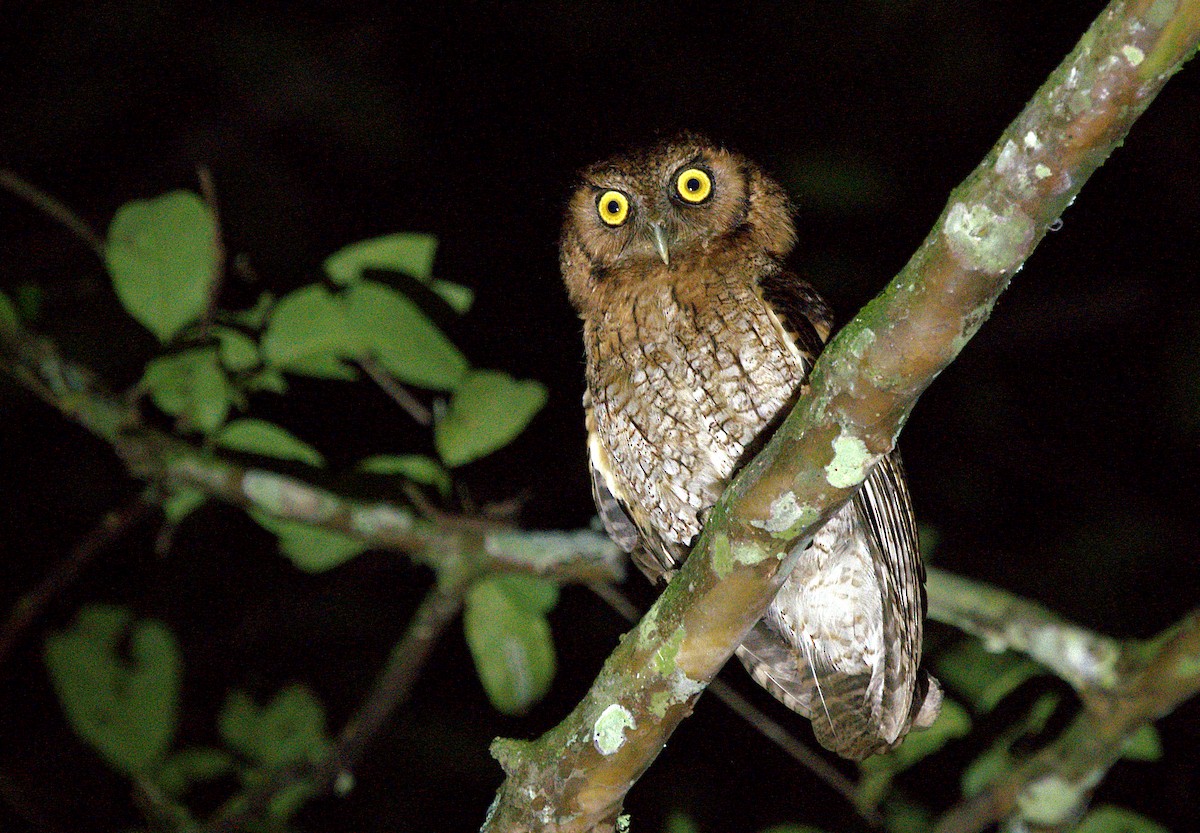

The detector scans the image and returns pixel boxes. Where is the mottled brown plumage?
[561,135,940,759]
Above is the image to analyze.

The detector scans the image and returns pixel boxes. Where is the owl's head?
[560,134,796,313]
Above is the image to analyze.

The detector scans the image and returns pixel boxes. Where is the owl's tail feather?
[736,622,894,761]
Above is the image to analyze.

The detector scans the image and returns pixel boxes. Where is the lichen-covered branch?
[0,326,624,587]
[482,3,1200,830]
[934,608,1200,833]
[926,568,1123,696]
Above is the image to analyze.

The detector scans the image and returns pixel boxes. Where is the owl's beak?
[650,222,671,266]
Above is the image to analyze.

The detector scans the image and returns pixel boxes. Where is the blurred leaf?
[216,419,324,467]
[325,232,437,285]
[105,190,216,342]
[935,639,1040,712]
[228,291,275,330]
[156,747,236,797]
[859,699,970,808]
[163,487,206,525]
[430,279,474,314]
[962,692,1062,796]
[218,684,331,770]
[140,347,232,434]
[44,605,179,776]
[358,453,452,497]
[1075,805,1169,833]
[261,284,363,377]
[251,511,367,573]
[1120,725,1163,761]
[0,291,17,334]
[244,367,289,394]
[463,576,556,714]
[493,574,559,614]
[435,370,547,467]
[345,280,467,391]
[15,283,41,321]
[666,812,699,833]
[882,797,935,833]
[283,352,360,381]
[215,327,259,372]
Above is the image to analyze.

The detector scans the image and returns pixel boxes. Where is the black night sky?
[1,2,1197,831]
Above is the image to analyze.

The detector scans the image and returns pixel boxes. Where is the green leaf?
[250,511,367,573]
[1120,725,1163,761]
[882,798,935,833]
[430,279,474,314]
[935,639,1040,712]
[44,605,180,776]
[156,747,236,797]
[15,283,42,321]
[163,487,207,525]
[324,232,438,285]
[244,367,289,394]
[463,577,556,714]
[666,812,699,833]
[218,684,331,770]
[1075,806,1170,833]
[435,370,547,467]
[229,291,275,330]
[216,419,324,467]
[261,284,363,377]
[140,347,233,434]
[493,575,559,614]
[961,692,1063,797]
[0,291,18,334]
[344,281,467,391]
[215,327,259,372]
[357,453,452,497]
[860,699,970,808]
[105,190,217,342]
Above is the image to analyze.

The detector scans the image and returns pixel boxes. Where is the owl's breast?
[586,276,808,549]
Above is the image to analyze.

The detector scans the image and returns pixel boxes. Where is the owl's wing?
[853,451,938,745]
[584,390,680,583]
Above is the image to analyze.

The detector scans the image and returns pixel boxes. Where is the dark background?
[1,1,1198,831]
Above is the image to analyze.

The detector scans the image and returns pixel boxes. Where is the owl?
[560,135,941,760]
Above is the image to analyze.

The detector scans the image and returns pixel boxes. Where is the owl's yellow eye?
[596,190,630,227]
[675,168,712,203]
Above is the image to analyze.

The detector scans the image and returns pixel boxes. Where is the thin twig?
[196,165,227,338]
[587,582,875,825]
[202,582,466,832]
[0,170,105,257]
[358,356,433,425]
[0,494,155,668]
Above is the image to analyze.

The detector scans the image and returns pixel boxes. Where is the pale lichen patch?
[847,326,876,359]
[1034,163,1052,179]
[351,503,414,536]
[592,704,636,755]
[1024,130,1042,150]
[825,433,871,489]
[751,491,820,539]
[242,471,339,521]
[1017,770,1104,826]
[1121,44,1145,66]
[711,531,735,578]
[944,201,1035,274]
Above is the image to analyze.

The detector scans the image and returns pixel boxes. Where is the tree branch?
[934,608,1200,833]
[0,326,624,588]
[926,568,1123,696]
[481,3,1200,830]
[201,581,467,832]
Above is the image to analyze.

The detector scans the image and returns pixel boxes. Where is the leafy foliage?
[435,369,548,467]
[463,575,558,714]
[105,191,217,342]
[44,605,180,777]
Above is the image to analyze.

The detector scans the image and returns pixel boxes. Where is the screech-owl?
[560,134,942,760]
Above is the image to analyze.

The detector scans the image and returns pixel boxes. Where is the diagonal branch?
[482,2,1200,830]
[926,568,1123,697]
[934,608,1200,833]
[0,326,624,588]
